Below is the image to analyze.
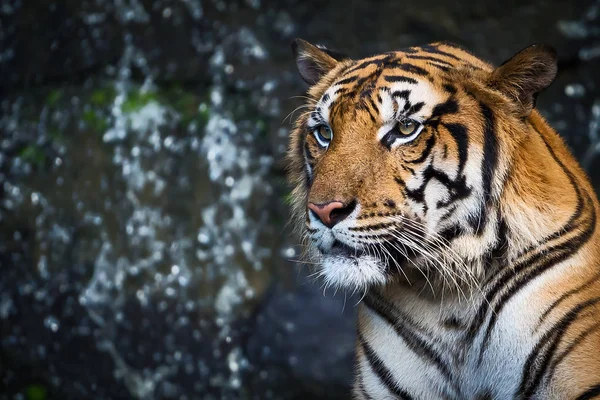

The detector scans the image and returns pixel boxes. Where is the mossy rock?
[90,87,117,107]
[25,384,47,400]
[19,145,46,168]
[121,90,159,113]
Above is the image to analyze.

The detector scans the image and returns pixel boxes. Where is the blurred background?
[0,0,599,399]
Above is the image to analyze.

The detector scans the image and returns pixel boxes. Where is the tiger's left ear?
[292,39,347,85]
[489,44,558,115]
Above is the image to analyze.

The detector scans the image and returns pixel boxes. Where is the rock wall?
[1,0,599,399]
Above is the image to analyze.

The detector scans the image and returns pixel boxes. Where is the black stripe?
[443,84,457,94]
[430,100,458,119]
[405,187,424,204]
[490,215,508,260]
[518,328,562,399]
[439,225,465,242]
[366,96,379,116]
[438,203,458,224]
[466,205,486,236]
[475,390,494,400]
[401,47,419,54]
[431,169,472,207]
[406,135,435,164]
[334,87,348,96]
[443,316,465,330]
[345,56,390,75]
[310,110,321,122]
[304,141,313,166]
[405,55,454,66]
[406,162,471,211]
[442,123,469,174]
[303,141,313,187]
[355,75,372,90]
[392,90,411,99]
[518,298,600,399]
[538,271,600,327]
[475,102,497,240]
[321,93,330,103]
[349,222,395,232]
[381,130,397,151]
[478,204,596,358]
[428,63,451,72]
[397,63,429,76]
[385,75,419,84]
[576,384,600,400]
[480,102,497,203]
[395,176,407,195]
[336,76,358,85]
[358,331,414,400]
[364,291,456,385]
[360,98,377,123]
[408,102,425,116]
[402,165,416,175]
[419,44,462,60]
[367,111,377,123]
[545,321,600,384]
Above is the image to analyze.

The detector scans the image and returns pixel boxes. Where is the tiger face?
[287,39,557,291]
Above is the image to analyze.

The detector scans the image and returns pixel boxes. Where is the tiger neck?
[500,112,597,262]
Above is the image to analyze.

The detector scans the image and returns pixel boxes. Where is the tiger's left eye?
[398,119,418,136]
[313,125,333,147]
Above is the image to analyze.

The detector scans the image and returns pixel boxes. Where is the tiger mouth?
[328,240,365,258]
[325,240,413,269]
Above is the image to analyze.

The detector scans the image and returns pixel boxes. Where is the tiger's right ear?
[292,39,346,85]
[489,44,558,115]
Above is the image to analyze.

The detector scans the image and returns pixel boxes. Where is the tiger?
[286,38,600,400]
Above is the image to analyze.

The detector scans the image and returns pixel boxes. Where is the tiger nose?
[308,200,356,228]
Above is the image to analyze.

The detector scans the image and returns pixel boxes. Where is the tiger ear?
[489,44,558,115]
[292,39,347,85]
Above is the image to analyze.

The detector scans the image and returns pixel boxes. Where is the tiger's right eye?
[313,125,333,147]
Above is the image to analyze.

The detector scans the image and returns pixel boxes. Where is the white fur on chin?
[319,254,388,290]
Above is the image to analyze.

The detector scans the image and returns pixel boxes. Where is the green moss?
[91,87,116,107]
[256,119,268,137]
[25,384,47,400]
[157,84,209,127]
[45,90,63,107]
[19,145,46,167]
[175,93,200,125]
[48,127,64,143]
[198,102,210,126]
[83,110,109,132]
[122,90,158,113]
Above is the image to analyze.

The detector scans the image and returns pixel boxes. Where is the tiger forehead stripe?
[310,84,344,125]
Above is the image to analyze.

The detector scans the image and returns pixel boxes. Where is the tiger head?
[287,39,558,292]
